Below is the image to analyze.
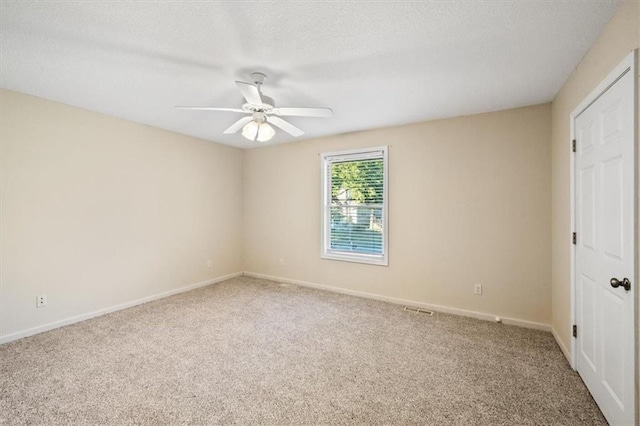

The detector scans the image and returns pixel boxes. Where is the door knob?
[610,277,631,291]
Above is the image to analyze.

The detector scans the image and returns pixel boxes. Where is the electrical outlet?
[207,260,213,268]
[474,284,483,295]
[36,294,47,307]
[279,258,285,266]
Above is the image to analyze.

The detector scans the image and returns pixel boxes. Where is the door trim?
[569,49,638,420]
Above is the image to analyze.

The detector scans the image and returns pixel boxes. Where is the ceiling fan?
[175,72,333,142]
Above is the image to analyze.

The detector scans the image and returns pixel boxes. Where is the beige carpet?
[1,276,604,425]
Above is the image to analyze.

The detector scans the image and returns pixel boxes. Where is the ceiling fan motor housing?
[243,95,275,113]
[253,111,267,122]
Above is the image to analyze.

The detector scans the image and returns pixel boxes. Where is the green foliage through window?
[331,159,383,204]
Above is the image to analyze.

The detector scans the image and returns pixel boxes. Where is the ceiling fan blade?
[268,116,305,137]
[175,106,245,112]
[272,107,333,118]
[223,116,254,134]
[235,81,263,105]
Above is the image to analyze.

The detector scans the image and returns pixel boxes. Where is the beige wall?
[0,90,244,340]
[243,104,552,326]
[550,0,639,356]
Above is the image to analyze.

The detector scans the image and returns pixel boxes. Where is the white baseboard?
[0,272,243,345]
[243,271,551,332]
[551,326,573,367]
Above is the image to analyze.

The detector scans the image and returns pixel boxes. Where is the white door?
[575,63,635,425]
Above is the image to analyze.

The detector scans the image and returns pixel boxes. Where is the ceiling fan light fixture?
[257,121,275,142]
[242,120,275,142]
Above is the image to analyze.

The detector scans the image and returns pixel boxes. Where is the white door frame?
[569,49,638,415]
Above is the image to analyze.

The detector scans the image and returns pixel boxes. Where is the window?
[321,146,388,266]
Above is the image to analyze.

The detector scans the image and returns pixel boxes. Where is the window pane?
[329,205,383,254]
[331,159,384,204]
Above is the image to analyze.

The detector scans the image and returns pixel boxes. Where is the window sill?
[321,252,388,266]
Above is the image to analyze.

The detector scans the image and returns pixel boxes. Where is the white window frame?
[321,146,388,266]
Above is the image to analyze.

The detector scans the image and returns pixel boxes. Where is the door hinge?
[573,324,577,338]
[572,232,576,245]
[572,139,576,153]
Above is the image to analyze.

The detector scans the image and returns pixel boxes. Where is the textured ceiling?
[0,1,622,149]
